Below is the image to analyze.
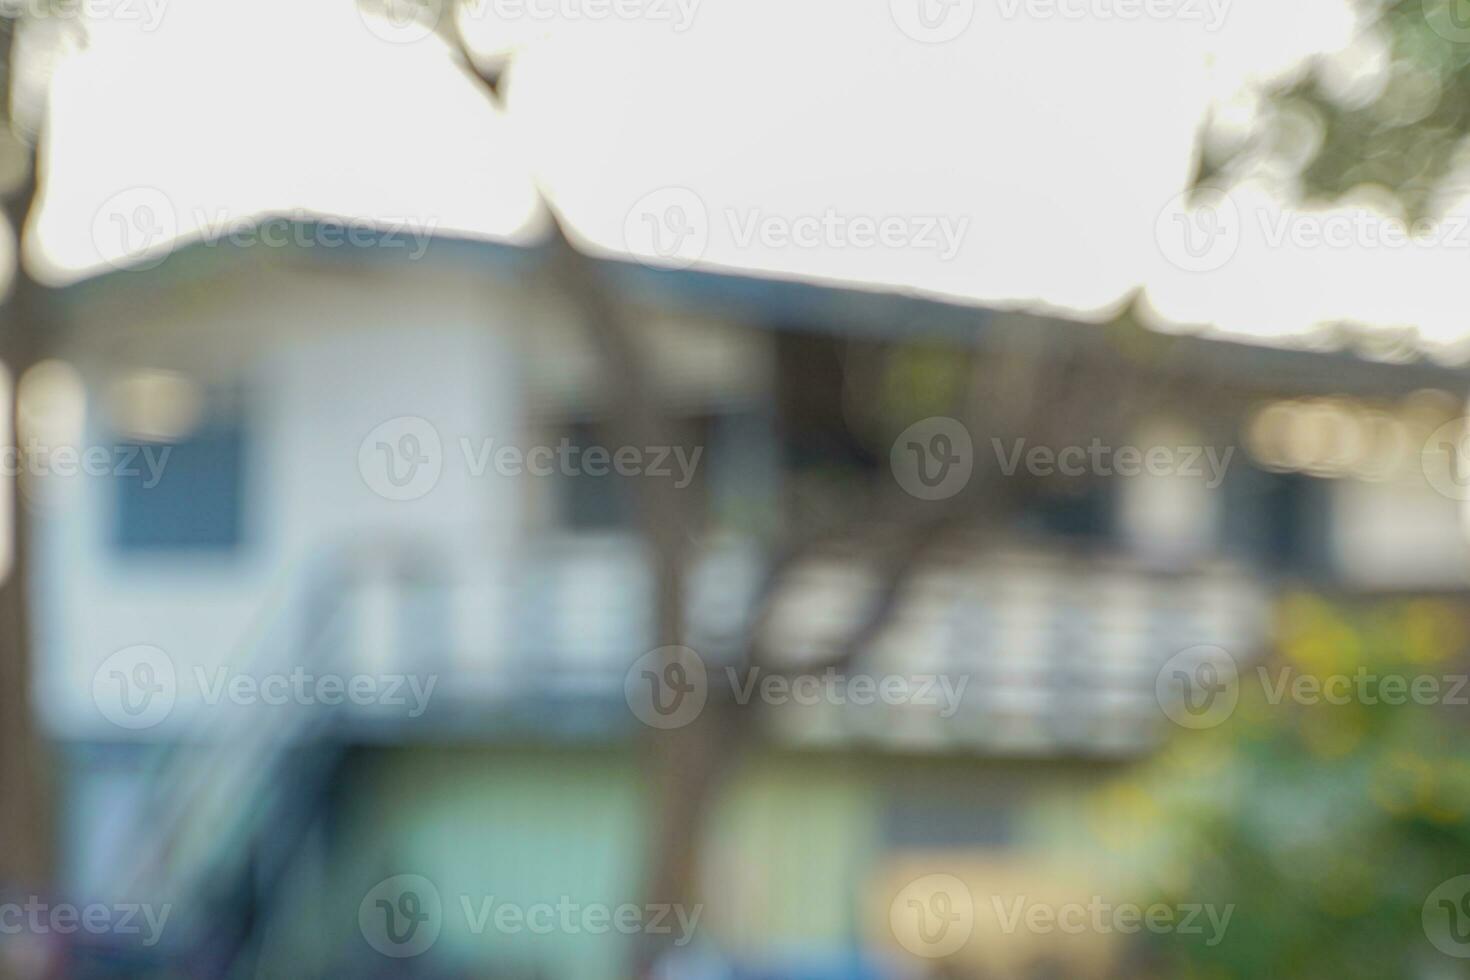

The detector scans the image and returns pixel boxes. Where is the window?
[883,793,1015,849]
[113,405,246,553]
[555,416,720,532]
[1221,464,1329,577]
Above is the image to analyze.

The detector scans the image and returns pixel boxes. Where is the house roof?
[53,225,1470,400]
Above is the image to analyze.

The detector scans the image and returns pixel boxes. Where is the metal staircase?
[69,540,451,979]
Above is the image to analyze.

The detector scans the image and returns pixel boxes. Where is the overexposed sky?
[28,0,1470,358]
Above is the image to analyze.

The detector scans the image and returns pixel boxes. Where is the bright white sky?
[27,0,1469,357]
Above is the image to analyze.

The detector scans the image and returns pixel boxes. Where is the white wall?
[1329,477,1470,590]
[34,259,530,739]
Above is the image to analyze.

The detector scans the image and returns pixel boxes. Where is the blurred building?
[25,230,1470,978]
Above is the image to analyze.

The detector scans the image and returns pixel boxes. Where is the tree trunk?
[0,12,53,906]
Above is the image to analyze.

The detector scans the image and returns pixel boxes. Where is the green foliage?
[1202,0,1470,219]
[1103,595,1470,977]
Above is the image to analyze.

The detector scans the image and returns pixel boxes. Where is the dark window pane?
[883,794,1015,849]
[114,426,245,552]
[558,418,713,531]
